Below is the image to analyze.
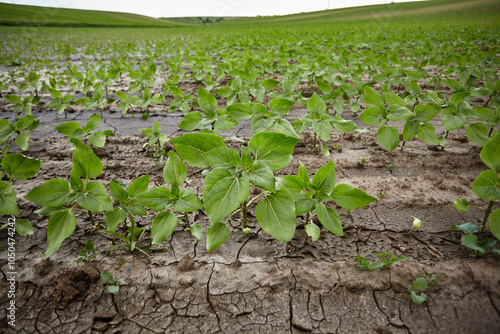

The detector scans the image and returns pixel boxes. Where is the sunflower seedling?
[408,270,438,304]
[101,271,123,294]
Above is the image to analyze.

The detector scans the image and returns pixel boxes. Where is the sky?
[3,0,427,18]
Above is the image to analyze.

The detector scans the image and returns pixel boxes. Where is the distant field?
[0,2,185,27]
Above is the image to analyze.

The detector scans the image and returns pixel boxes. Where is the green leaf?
[0,181,18,215]
[151,211,179,245]
[331,184,376,210]
[4,94,21,105]
[55,122,80,136]
[441,109,466,132]
[75,181,113,212]
[248,132,299,171]
[127,175,149,198]
[110,181,129,203]
[226,103,254,120]
[331,116,357,133]
[198,87,217,117]
[136,186,173,211]
[453,199,469,212]
[15,132,29,151]
[403,119,419,141]
[471,170,500,201]
[387,105,414,121]
[273,118,300,138]
[190,223,203,241]
[489,209,500,241]
[480,133,500,173]
[203,147,241,169]
[461,233,484,253]
[255,190,296,243]
[410,291,427,304]
[70,138,102,179]
[312,120,332,142]
[262,78,280,90]
[206,222,230,252]
[25,178,70,207]
[414,104,440,123]
[383,92,406,107]
[465,123,490,147]
[171,133,225,168]
[14,219,33,236]
[107,285,120,294]
[305,222,320,241]
[377,126,399,152]
[364,86,385,108]
[311,160,336,195]
[450,222,478,234]
[104,207,126,232]
[45,211,77,258]
[214,113,239,130]
[178,111,203,131]
[248,162,276,192]
[417,123,440,145]
[85,114,101,131]
[163,151,187,186]
[173,189,203,213]
[101,271,114,284]
[2,154,40,180]
[307,92,327,115]
[315,202,343,236]
[88,132,106,148]
[269,98,295,115]
[360,107,381,125]
[413,277,428,291]
[203,168,249,223]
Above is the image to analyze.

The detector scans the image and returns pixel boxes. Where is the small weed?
[77,239,98,264]
[361,140,366,149]
[377,191,388,198]
[385,163,394,174]
[408,270,438,304]
[356,250,408,271]
[446,168,464,175]
[358,158,367,168]
[101,271,123,294]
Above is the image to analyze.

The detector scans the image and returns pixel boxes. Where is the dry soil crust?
[1,131,500,333]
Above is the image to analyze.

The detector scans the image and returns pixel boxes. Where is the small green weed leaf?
[55,122,80,136]
[164,151,187,186]
[413,277,428,291]
[364,86,384,108]
[331,184,376,210]
[248,162,276,192]
[203,168,249,224]
[489,209,500,241]
[14,219,33,236]
[206,222,230,252]
[417,123,440,145]
[127,175,149,198]
[316,202,343,236]
[255,190,296,243]
[190,223,203,241]
[70,138,102,179]
[75,181,113,212]
[471,170,500,201]
[2,153,40,180]
[308,92,327,115]
[104,207,126,232]
[410,291,427,304]
[172,133,225,168]
[450,222,478,234]
[480,133,500,173]
[305,222,320,241]
[311,160,336,195]
[151,211,179,244]
[25,178,70,207]
[107,285,120,294]
[179,111,203,131]
[45,210,77,258]
[248,132,299,171]
[453,199,469,212]
[465,123,490,147]
[101,271,114,284]
[203,147,241,169]
[173,189,203,212]
[137,186,173,211]
[377,126,399,152]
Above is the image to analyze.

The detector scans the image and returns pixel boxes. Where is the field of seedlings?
[1,3,500,333]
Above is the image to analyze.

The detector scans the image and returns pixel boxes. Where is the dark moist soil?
[1,124,500,333]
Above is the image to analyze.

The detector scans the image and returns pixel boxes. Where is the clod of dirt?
[35,259,55,278]
[177,255,196,272]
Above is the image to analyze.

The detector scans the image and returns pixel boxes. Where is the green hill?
[0,2,185,27]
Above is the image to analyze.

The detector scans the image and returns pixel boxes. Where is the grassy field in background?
[0,2,185,27]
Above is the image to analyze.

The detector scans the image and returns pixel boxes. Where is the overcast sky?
[3,0,426,18]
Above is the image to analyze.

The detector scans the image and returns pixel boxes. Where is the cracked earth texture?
[0,106,500,333]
